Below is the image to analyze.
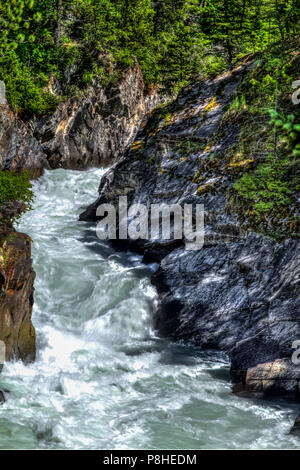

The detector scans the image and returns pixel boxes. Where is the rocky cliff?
[1,64,162,174]
[0,102,40,363]
[0,202,36,363]
[0,65,162,364]
[81,57,300,399]
[0,101,47,178]
[27,64,163,169]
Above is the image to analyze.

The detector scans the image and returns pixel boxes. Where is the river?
[0,168,298,449]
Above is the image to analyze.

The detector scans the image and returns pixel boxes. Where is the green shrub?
[0,171,34,211]
[202,55,227,79]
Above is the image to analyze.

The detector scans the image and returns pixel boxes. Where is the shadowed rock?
[290,414,300,436]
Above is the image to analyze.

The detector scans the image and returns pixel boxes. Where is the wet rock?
[0,102,47,178]
[0,390,5,404]
[232,358,300,398]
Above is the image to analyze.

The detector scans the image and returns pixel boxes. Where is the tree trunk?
[56,0,63,46]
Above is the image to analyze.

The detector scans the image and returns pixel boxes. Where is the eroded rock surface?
[0,102,47,178]
[1,64,163,176]
[81,58,300,398]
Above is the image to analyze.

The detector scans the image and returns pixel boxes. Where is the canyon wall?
[0,102,40,363]
[0,202,36,363]
[1,64,162,174]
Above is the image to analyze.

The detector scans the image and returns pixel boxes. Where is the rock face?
[0,102,47,178]
[28,64,163,169]
[81,58,300,399]
[0,202,36,363]
[0,102,40,363]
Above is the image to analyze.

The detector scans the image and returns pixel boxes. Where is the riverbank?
[0,167,299,449]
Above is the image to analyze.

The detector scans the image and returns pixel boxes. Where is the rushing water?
[0,168,299,450]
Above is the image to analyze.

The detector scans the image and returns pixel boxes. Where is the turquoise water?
[0,168,299,449]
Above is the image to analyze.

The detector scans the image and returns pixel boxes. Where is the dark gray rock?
[81,57,300,399]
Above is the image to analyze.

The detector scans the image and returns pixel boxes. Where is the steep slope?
[0,101,46,178]
[0,65,163,364]
[1,64,163,174]
[27,64,163,169]
[0,202,36,363]
[81,56,300,398]
[0,102,40,363]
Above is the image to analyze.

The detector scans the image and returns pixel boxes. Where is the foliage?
[0,0,63,115]
[0,171,33,210]
[233,157,292,216]
[269,110,300,158]
[1,57,61,115]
